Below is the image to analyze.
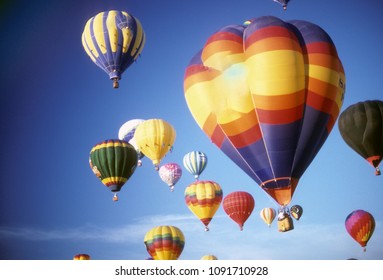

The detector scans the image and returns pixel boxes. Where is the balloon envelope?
[184,180,223,231]
[290,205,303,220]
[119,119,146,165]
[183,151,208,179]
[260,208,276,227]
[158,163,182,191]
[184,16,345,207]
[338,100,383,175]
[89,139,138,200]
[223,191,255,230]
[73,254,90,260]
[134,119,176,170]
[82,10,145,88]
[144,225,185,260]
[201,255,218,260]
[345,210,375,250]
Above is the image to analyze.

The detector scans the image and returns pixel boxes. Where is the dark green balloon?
[89,139,138,193]
[338,100,383,175]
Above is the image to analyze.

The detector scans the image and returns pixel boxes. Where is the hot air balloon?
[73,254,91,260]
[89,139,138,201]
[118,119,146,166]
[338,100,383,175]
[184,16,345,208]
[345,210,375,252]
[144,225,185,260]
[201,255,218,260]
[223,191,254,230]
[290,205,303,220]
[273,0,290,10]
[134,119,176,170]
[260,208,276,227]
[158,163,182,191]
[183,151,208,180]
[184,180,223,231]
[82,10,145,88]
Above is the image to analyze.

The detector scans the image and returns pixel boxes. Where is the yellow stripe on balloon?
[106,11,118,53]
[101,177,128,185]
[82,21,99,60]
[93,12,107,54]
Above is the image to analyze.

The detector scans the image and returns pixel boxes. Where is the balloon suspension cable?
[113,193,118,202]
[113,78,119,89]
[375,167,381,176]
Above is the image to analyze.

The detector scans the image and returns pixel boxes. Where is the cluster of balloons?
[80,6,380,258]
[89,118,176,201]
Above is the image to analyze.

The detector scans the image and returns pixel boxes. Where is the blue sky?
[0,0,382,260]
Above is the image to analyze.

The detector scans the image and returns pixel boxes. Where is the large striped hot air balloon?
[89,139,138,201]
[345,210,375,251]
[184,180,223,231]
[82,10,145,88]
[144,225,185,260]
[184,16,345,207]
[338,100,383,175]
[134,119,176,171]
[223,191,255,230]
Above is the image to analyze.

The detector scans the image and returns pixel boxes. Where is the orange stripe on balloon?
[251,91,305,111]
[202,40,243,62]
[246,37,302,56]
[184,65,220,92]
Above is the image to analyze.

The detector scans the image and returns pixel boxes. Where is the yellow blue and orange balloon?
[338,100,383,175]
[183,151,208,180]
[118,119,146,166]
[82,10,145,88]
[73,254,91,260]
[158,162,182,191]
[89,139,138,201]
[184,180,223,231]
[223,191,255,231]
[184,16,345,207]
[134,119,176,170]
[260,208,276,227]
[345,210,375,252]
[144,225,185,260]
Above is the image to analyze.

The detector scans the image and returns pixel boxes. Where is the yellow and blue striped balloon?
[82,10,145,88]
